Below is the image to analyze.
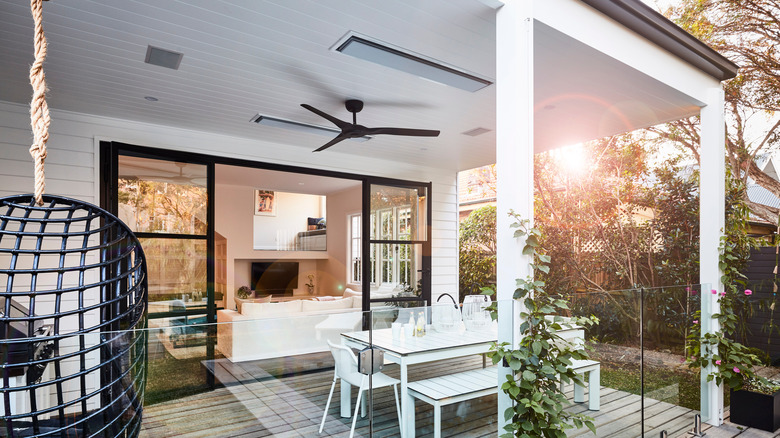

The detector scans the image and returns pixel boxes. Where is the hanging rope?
[29,0,50,206]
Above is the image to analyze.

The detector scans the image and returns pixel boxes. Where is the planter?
[730,388,780,432]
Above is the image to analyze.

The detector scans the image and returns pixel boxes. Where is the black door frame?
[361,182,433,313]
[99,141,433,314]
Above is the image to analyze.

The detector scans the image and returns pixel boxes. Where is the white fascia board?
[535,0,721,105]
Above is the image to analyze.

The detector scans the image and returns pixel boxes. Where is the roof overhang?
[0,0,738,173]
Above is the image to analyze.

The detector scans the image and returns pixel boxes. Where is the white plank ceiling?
[0,0,701,172]
[0,0,497,171]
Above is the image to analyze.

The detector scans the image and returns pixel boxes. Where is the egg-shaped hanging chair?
[1,194,148,438]
[1,2,148,435]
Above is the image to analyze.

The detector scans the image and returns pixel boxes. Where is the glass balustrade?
[2,285,716,437]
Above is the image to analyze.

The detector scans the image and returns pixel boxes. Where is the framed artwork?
[254,190,276,216]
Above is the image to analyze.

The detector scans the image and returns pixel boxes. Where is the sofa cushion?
[343,288,361,298]
[300,297,353,312]
[242,300,302,318]
[351,296,363,309]
[314,296,336,301]
[235,295,271,313]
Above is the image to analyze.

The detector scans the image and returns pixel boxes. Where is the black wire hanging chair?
[0,195,147,437]
[2,2,148,436]
[0,195,148,438]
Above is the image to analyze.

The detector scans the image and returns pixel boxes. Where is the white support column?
[699,87,725,426]
[496,0,534,433]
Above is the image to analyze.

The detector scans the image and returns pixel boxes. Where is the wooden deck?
[139,353,711,437]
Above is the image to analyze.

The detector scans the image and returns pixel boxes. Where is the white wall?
[0,100,459,307]
[0,103,102,414]
[320,185,362,295]
[252,192,324,250]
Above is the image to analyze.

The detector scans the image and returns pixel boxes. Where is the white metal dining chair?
[319,340,402,438]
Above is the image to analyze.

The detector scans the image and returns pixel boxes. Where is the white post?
[496,0,534,433]
[699,87,725,426]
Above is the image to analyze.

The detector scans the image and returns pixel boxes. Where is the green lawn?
[600,360,701,410]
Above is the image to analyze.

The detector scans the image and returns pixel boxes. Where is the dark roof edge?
[580,0,738,81]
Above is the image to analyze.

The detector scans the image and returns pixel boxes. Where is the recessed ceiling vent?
[145,45,183,70]
[332,32,493,92]
[462,127,492,137]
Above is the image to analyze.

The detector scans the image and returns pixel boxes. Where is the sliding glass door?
[102,144,216,323]
[363,183,431,310]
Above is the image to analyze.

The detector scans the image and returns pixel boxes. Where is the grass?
[145,345,224,405]
[599,360,701,410]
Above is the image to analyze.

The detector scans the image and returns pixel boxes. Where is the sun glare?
[551,143,588,177]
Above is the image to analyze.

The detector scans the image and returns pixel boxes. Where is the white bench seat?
[407,367,498,438]
[567,359,600,411]
[407,361,600,438]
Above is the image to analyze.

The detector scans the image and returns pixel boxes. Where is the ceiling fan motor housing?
[345,99,364,113]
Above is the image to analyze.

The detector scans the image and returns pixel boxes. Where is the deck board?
[140,353,710,437]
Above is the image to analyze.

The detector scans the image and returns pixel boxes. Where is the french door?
[362,182,431,310]
[101,143,216,323]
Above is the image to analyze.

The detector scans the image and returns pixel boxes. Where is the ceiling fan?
[301,99,440,152]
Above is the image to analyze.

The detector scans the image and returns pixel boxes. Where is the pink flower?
[693,320,698,324]
[715,360,721,365]
[733,367,740,373]
[711,289,718,295]
[745,289,753,296]
[685,287,690,292]
[720,292,726,297]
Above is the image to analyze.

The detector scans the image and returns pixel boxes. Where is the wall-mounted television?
[251,262,299,295]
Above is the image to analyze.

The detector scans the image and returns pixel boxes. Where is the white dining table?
[340,325,497,438]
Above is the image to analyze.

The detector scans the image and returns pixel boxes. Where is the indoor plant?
[486,213,597,437]
[236,285,251,299]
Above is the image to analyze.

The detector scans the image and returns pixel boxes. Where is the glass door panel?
[367,184,430,309]
[369,185,427,241]
[117,155,211,318]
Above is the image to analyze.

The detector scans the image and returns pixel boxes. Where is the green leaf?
[522,370,536,381]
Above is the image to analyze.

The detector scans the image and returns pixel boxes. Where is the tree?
[535,137,700,293]
[657,0,780,223]
[459,205,497,301]
[534,137,701,346]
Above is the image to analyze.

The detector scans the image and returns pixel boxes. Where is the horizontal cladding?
[0,101,461,303]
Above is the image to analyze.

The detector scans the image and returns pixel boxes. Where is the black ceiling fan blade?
[313,134,349,152]
[362,127,440,137]
[300,104,351,130]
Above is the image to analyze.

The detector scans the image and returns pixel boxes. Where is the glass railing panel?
[641,284,703,437]
[557,288,643,436]
[144,308,374,437]
[367,300,500,437]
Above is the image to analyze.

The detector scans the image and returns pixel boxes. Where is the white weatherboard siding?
[0,102,102,415]
[0,100,459,305]
[0,99,458,415]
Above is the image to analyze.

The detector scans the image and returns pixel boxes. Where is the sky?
[641,0,674,11]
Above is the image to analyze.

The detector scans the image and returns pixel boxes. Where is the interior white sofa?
[217,296,364,362]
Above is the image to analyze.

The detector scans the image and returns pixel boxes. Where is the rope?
[29,0,50,206]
